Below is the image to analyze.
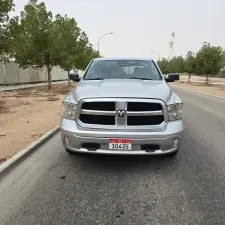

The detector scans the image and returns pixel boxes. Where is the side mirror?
[168,74,179,81]
[69,73,81,82]
[165,78,174,83]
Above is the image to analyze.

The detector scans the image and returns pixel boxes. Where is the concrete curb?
[0,125,60,179]
[171,85,225,101]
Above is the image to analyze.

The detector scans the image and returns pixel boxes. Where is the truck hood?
[72,79,172,103]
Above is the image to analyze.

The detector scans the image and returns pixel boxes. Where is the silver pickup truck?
[60,57,183,156]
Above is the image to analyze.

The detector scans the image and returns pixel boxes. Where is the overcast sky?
[13,0,225,60]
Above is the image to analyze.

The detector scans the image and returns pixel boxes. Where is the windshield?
[83,60,162,80]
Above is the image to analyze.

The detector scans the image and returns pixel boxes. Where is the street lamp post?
[151,50,160,61]
[97,32,114,53]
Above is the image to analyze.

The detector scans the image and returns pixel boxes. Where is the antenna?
[169,31,175,59]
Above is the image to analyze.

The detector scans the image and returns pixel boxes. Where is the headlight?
[62,102,77,119]
[167,103,183,121]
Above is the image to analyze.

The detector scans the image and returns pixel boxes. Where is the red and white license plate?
[109,139,132,150]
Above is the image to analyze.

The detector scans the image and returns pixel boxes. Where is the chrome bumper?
[60,119,183,155]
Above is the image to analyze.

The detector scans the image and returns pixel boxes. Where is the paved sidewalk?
[0,81,67,92]
[186,81,225,86]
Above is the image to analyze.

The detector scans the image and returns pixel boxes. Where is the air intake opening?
[82,143,100,151]
[141,144,160,152]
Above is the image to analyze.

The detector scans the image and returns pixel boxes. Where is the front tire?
[167,149,179,157]
[65,148,76,155]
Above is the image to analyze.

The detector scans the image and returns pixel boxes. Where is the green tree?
[157,58,169,74]
[185,51,196,82]
[0,0,14,61]
[82,44,100,68]
[195,42,223,84]
[10,0,57,89]
[221,50,225,69]
[75,32,100,70]
[175,56,185,73]
[53,14,81,85]
[158,56,185,74]
[168,56,185,73]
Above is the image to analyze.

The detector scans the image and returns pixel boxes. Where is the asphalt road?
[1,87,225,225]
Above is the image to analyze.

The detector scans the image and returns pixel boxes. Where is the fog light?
[173,138,179,148]
[64,136,69,145]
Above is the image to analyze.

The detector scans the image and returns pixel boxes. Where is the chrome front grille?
[76,98,167,130]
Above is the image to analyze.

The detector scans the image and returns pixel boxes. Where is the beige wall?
[0,62,68,85]
[0,62,4,84]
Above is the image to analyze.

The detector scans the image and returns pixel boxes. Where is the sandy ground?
[0,84,73,163]
[170,81,225,98]
[179,74,225,85]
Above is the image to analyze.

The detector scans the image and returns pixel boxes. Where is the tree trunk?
[206,74,209,85]
[47,66,52,90]
[68,70,71,86]
[188,73,191,83]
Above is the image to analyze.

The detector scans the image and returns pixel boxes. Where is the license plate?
[109,139,132,150]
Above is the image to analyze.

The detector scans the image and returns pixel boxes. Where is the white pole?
[151,50,160,61]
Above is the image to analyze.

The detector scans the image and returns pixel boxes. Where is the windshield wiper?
[129,77,153,80]
[84,78,104,80]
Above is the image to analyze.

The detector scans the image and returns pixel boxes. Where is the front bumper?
[60,119,183,155]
